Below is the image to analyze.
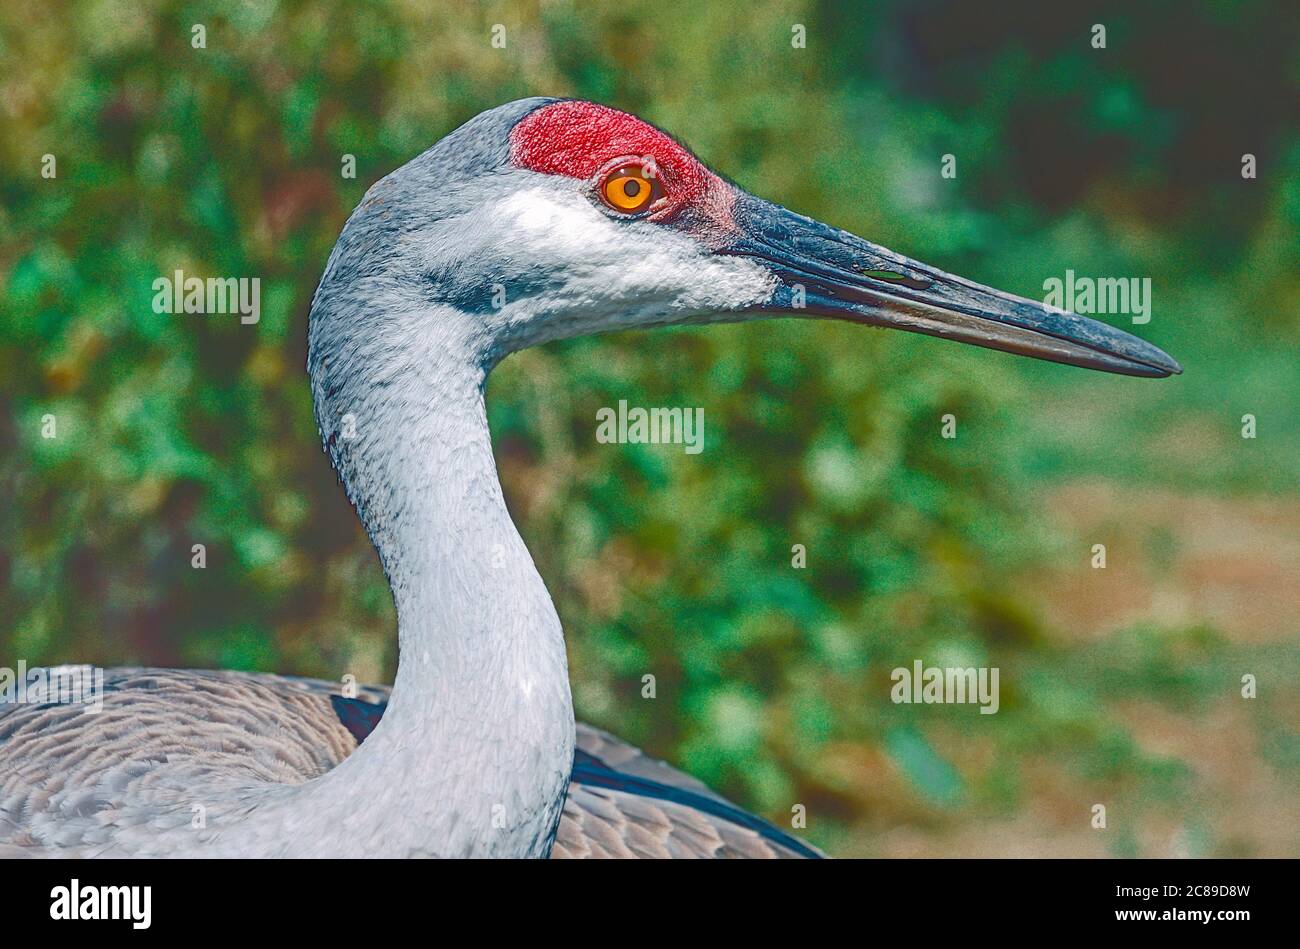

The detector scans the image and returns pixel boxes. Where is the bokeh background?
[2,0,1297,857]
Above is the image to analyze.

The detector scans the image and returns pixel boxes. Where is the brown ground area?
[837,481,1299,857]
[1029,480,1299,644]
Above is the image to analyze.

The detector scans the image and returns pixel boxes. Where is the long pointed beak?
[718,194,1181,378]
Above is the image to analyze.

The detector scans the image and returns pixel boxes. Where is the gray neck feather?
[224,294,574,857]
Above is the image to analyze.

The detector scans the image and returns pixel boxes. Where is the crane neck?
[277,306,575,856]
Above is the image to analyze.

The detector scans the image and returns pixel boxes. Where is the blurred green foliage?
[1,0,1296,855]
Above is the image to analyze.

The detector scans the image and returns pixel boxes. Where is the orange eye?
[600,164,660,214]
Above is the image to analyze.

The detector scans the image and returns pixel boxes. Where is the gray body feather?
[0,668,817,859]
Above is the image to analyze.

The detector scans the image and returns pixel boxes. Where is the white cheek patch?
[496,187,777,319]
[504,188,605,240]
[673,254,778,312]
[498,187,629,269]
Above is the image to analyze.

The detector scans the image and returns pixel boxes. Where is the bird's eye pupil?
[623,180,641,198]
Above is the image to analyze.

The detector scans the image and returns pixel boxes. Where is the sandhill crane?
[0,98,1179,859]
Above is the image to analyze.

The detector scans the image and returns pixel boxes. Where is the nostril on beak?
[858,268,934,291]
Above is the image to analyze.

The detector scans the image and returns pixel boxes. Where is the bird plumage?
[0,668,817,858]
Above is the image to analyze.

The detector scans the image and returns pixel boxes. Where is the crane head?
[318,97,1181,379]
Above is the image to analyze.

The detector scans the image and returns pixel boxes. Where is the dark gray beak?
[719,193,1181,378]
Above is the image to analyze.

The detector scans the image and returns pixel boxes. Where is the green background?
[2,0,1297,856]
